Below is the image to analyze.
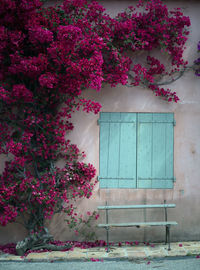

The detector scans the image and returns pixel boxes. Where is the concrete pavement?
[0,241,199,262]
[1,258,200,270]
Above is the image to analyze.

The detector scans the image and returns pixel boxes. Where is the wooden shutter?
[137,113,174,189]
[99,112,137,188]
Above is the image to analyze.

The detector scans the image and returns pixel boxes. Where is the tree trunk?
[16,227,71,256]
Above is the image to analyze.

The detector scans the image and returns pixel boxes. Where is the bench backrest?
[98,204,176,210]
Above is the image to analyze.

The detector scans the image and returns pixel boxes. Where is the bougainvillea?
[194,41,200,76]
[0,0,190,254]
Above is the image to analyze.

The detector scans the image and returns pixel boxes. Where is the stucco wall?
[0,0,200,244]
[61,0,200,243]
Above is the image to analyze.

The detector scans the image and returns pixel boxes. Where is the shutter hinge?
[173,177,176,182]
[97,119,100,125]
[173,120,176,126]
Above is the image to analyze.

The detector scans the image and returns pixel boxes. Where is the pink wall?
[0,0,200,244]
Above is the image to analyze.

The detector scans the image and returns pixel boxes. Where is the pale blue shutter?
[137,113,174,189]
[99,112,137,188]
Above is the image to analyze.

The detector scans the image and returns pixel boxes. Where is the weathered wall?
[0,0,200,244]
[60,0,200,243]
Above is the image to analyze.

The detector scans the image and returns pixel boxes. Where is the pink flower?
[62,0,87,13]
[12,84,33,103]
[90,258,102,262]
[57,25,82,43]
[29,27,53,44]
[95,214,100,220]
[39,73,58,89]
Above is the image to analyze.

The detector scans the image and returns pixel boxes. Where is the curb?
[0,241,200,262]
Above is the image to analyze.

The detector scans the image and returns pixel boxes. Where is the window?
[98,112,175,189]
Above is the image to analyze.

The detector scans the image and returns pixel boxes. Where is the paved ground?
[0,258,200,270]
[0,241,199,262]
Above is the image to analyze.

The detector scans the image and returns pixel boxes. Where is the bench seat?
[98,221,178,228]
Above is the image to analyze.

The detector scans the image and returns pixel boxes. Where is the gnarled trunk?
[16,227,71,256]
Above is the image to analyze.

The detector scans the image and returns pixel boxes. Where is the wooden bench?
[98,201,177,251]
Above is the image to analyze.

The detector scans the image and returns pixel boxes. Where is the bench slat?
[98,221,178,228]
[98,204,176,210]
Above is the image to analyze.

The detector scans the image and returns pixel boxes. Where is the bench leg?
[165,226,168,245]
[166,225,171,251]
[106,227,110,252]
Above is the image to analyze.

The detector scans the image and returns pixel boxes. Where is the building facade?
[0,0,200,244]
